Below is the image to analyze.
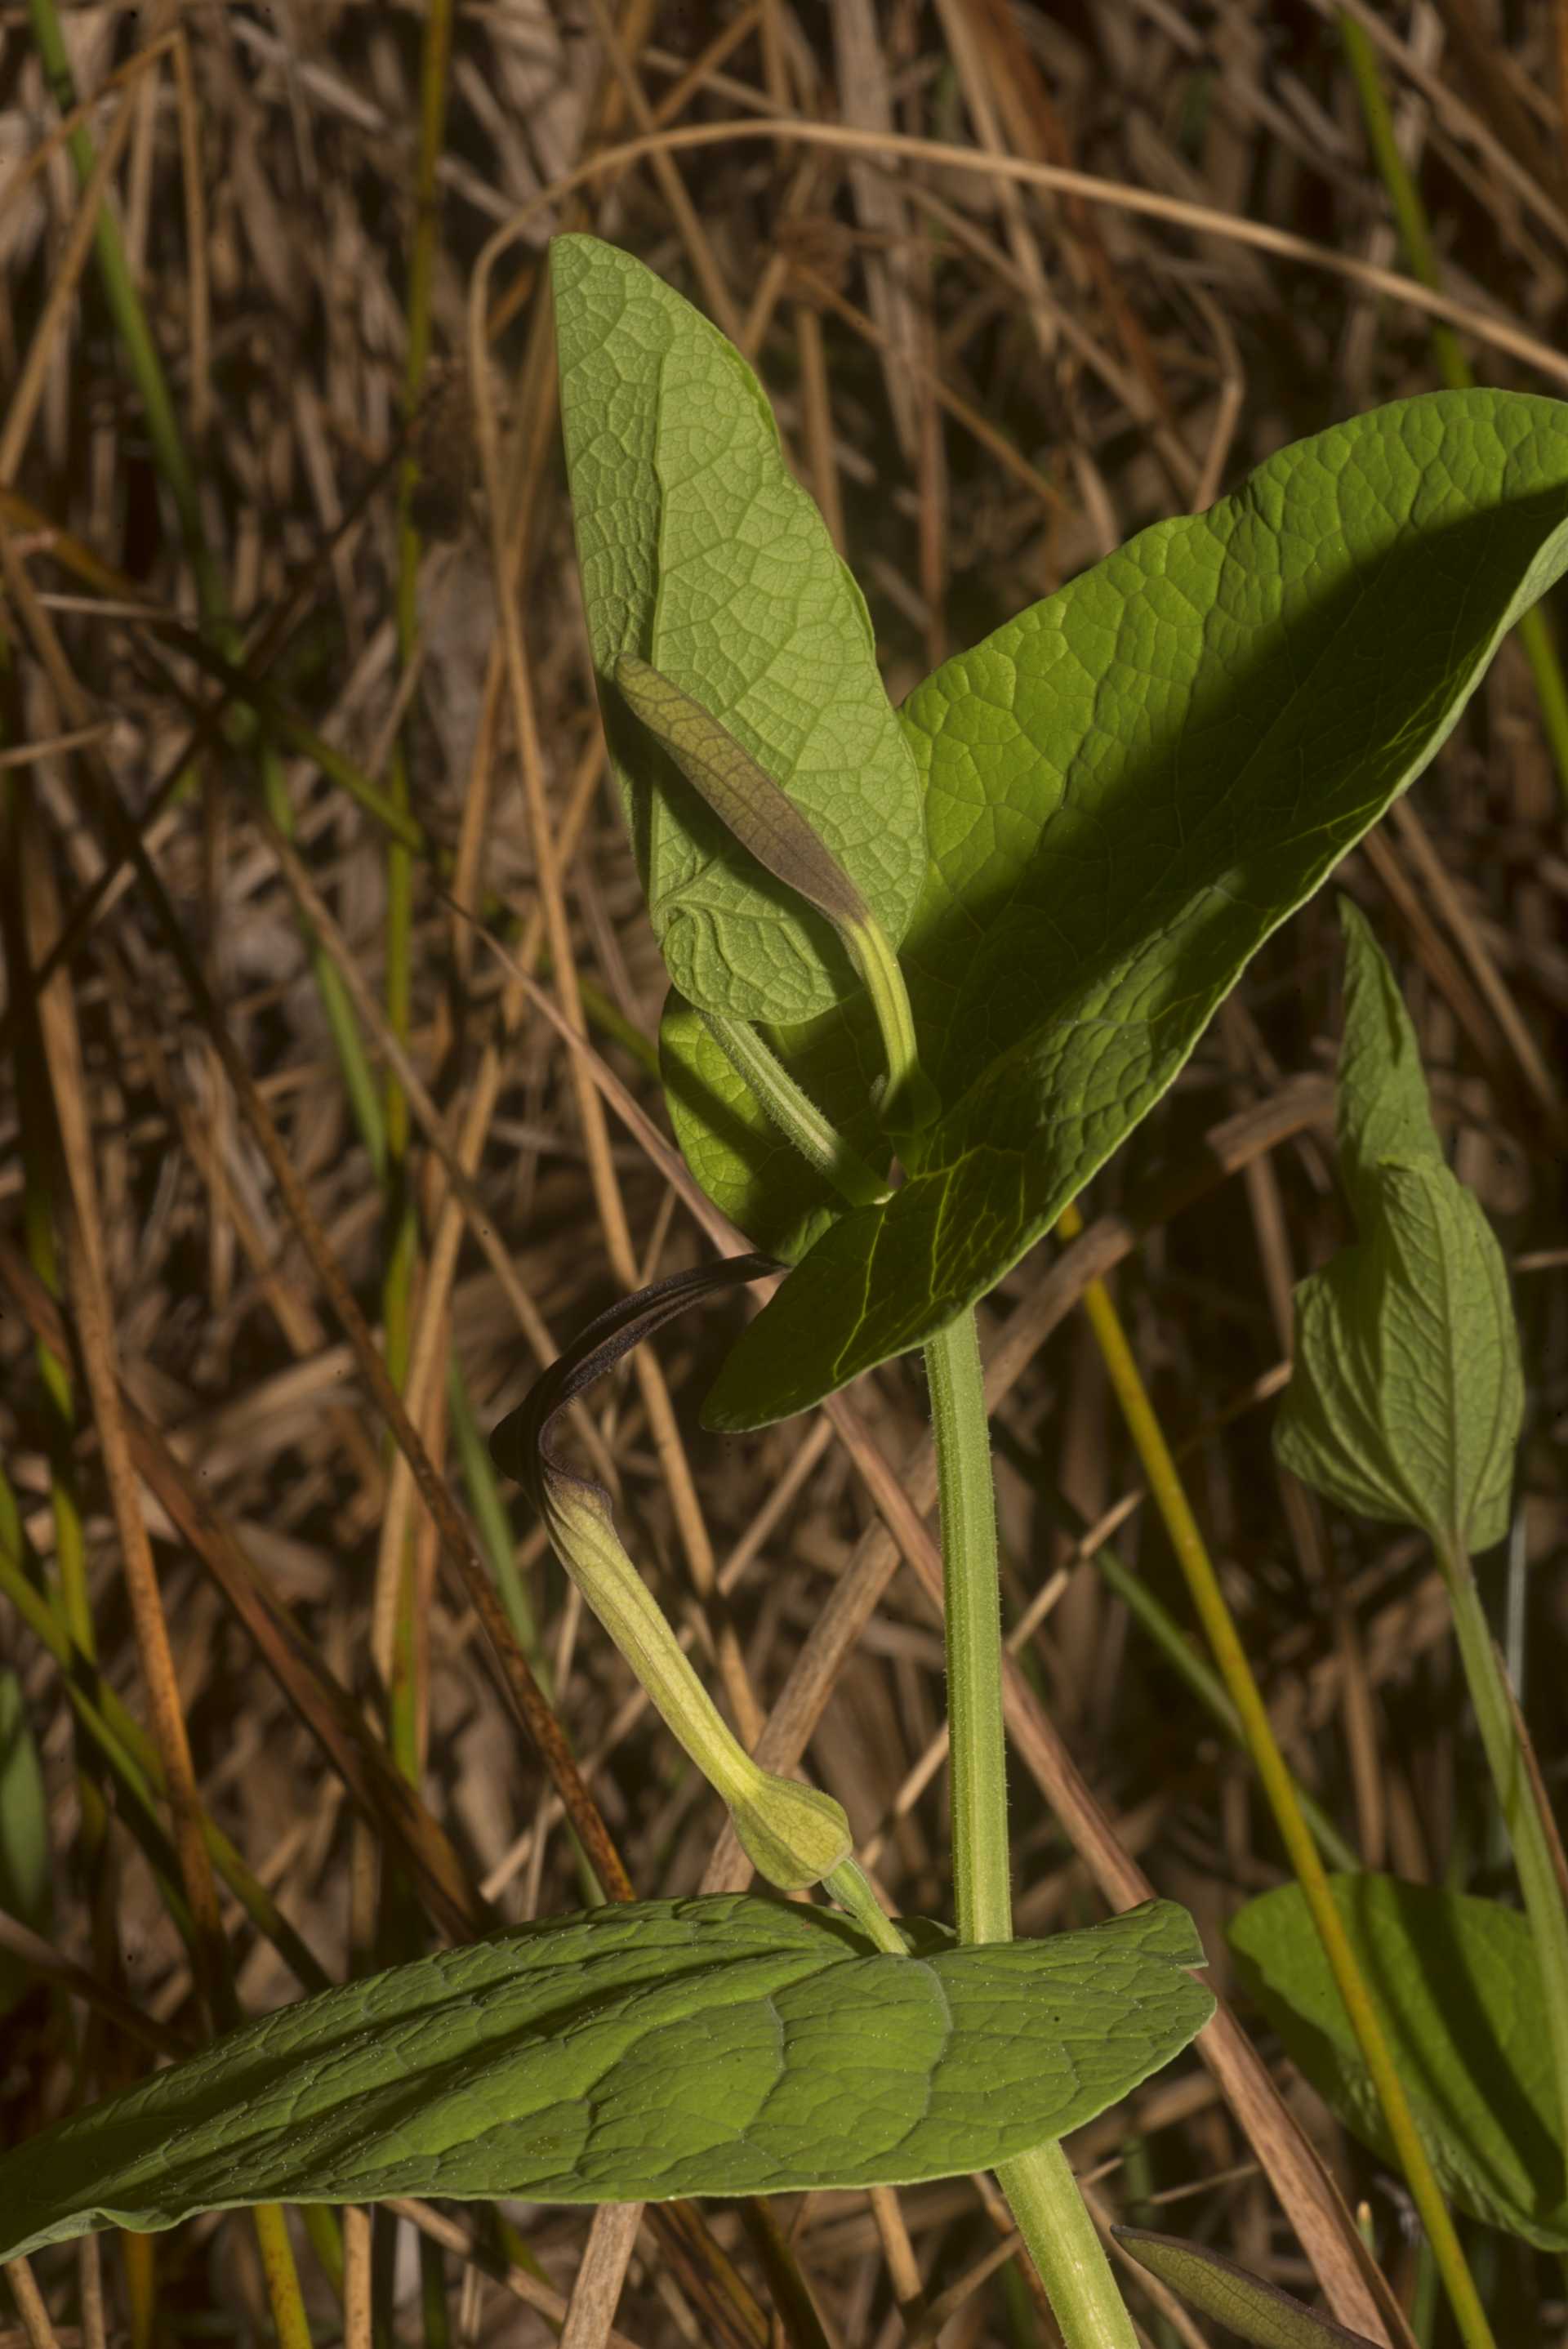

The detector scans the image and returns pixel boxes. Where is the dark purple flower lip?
[489,1252,784,1500]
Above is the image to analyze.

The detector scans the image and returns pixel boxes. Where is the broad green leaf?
[1273,903,1523,1550]
[1111,2227,1379,2347]
[699,390,1568,1429]
[1229,1873,1568,2249]
[552,236,924,1025]
[0,1893,1212,2261]
[0,1669,51,2016]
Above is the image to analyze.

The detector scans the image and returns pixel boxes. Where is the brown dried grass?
[1,4,1565,2344]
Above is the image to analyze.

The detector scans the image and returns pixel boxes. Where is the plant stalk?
[924,1309,1139,2349]
[1441,1542,1568,2181]
[851,913,937,1139]
[701,1013,890,1208]
[1056,1197,1496,2349]
[925,1311,1009,1946]
[824,1858,908,1955]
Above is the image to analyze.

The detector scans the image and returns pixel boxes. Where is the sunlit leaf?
[552,237,924,1026]
[0,1894,1213,2260]
[694,391,1568,1426]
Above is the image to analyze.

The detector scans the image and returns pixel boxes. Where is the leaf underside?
[1229,1873,1568,2249]
[551,236,924,1026]
[684,390,1568,1427]
[0,1894,1213,2262]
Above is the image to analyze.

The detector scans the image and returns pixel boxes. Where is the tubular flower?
[614,654,937,1141]
[491,1256,852,1892]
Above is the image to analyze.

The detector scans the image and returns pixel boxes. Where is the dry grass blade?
[0,1912,185,2062]
[386,2201,644,2347]
[559,2204,647,2349]
[0,1237,488,1946]
[0,2262,60,2349]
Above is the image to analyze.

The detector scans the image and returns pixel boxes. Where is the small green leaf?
[0,1669,51,2016]
[1272,901,1523,1550]
[1229,1873,1568,2249]
[1331,900,1446,1199]
[0,1893,1214,2259]
[699,390,1568,1428]
[1112,2227,1380,2347]
[552,236,924,1025]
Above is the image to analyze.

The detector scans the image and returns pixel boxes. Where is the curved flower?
[491,1255,853,1892]
[614,654,937,1140]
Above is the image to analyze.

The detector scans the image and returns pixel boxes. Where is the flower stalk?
[700,1011,892,1210]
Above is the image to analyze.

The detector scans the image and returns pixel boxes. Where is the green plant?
[4,233,1566,2347]
[1118,899,1563,2347]
[1218,902,1568,2289]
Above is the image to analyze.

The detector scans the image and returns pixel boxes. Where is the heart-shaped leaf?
[1228,1873,1568,2249]
[0,1893,1213,2262]
[702,390,1568,1427]
[552,236,924,1025]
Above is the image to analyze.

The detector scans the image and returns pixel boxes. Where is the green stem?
[924,1310,1139,2349]
[846,912,938,1139]
[1441,1543,1568,2179]
[824,1858,908,1955]
[996,2147,1140,2349]
[925,1312,1009,1946]
[701,1013,890,1208]
[1057,1201,1494,2349]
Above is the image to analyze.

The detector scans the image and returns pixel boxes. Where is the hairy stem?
[925,1309,1138,2349]
[1442,1544,1568,2180]
[1057,1196,1495,2349]
[925,1312,1009,1945]
[847,913,938,1140]
[701,1014,890,1208]
[824,1859,908,1955]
